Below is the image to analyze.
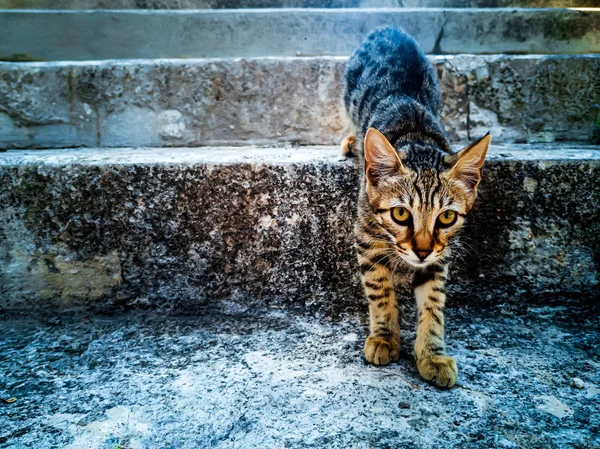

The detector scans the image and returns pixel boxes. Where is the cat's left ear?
[445,133,491,192]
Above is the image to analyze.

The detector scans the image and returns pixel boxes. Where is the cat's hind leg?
[340,134,357,157]
[339,111,357,157]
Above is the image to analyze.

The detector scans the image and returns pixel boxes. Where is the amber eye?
[437,210,457,227]
[391,207,411,225]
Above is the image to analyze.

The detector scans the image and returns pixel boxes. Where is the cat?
[342,27,491,388]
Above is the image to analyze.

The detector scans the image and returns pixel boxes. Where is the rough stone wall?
[1,147,598,312]
[1,55,599,150]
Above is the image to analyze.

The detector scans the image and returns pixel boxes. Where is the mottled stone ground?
[1,300,599,448]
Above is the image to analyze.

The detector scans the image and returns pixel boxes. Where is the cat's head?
[363,128,491,268]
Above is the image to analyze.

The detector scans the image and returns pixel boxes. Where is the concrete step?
[1,8,599,61]
[2,304,599,447]
[1,145,598,312]
[2,55,600,149]
[2,0,598,8]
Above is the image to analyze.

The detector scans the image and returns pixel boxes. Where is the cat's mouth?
[394,243,444,268]
[397,247,441,268]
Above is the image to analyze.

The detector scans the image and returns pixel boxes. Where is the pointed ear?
[364,128,407,186]
[445,133,491,191]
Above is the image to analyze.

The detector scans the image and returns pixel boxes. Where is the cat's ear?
[364,128,407,186]
[445,133,491,191]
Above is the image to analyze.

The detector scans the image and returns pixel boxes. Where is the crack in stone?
[432,14,448,55]
[466,79,471,141]
[440,56,471,141]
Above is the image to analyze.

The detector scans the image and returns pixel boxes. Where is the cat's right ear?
[364,128,407,186]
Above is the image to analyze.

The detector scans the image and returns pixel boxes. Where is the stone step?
[1,0,598,8]
[2,304,599,447]
[1,8,599,61]
[1,144,598,312]
[2,55,599,149]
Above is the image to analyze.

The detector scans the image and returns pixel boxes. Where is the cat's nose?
[414,249,432,261]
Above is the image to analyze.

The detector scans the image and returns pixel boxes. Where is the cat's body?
[344,27,450,157]
[342,27,491,388]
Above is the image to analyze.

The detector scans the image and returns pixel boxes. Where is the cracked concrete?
[1,300,599,448]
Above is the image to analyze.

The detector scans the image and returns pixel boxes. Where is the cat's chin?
[402,257,438,269]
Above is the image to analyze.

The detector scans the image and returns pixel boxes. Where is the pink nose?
[414,250,432,261]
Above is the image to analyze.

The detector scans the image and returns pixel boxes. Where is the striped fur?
[344,27,490,388]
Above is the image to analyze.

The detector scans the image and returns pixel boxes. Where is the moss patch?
[592,112,600,144]
[0,53,45,62]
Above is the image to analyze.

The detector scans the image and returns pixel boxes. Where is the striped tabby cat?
[342,27,491,388]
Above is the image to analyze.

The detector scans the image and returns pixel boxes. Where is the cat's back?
[344,27,441,129]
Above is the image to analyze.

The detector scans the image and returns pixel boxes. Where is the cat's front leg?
[413,262,458,388]
[356,233,400,366]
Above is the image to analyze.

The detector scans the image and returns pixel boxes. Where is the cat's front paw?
[417,355,458,388]
[364,335,400,366]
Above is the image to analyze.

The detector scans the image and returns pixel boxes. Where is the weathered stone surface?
[462,55,600,143]
[394,0,600,5]
[0,145,599,312]
[1,55,599,149]
[1,302,599,447]
[1,0,598,8]
[1,8,599,61]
